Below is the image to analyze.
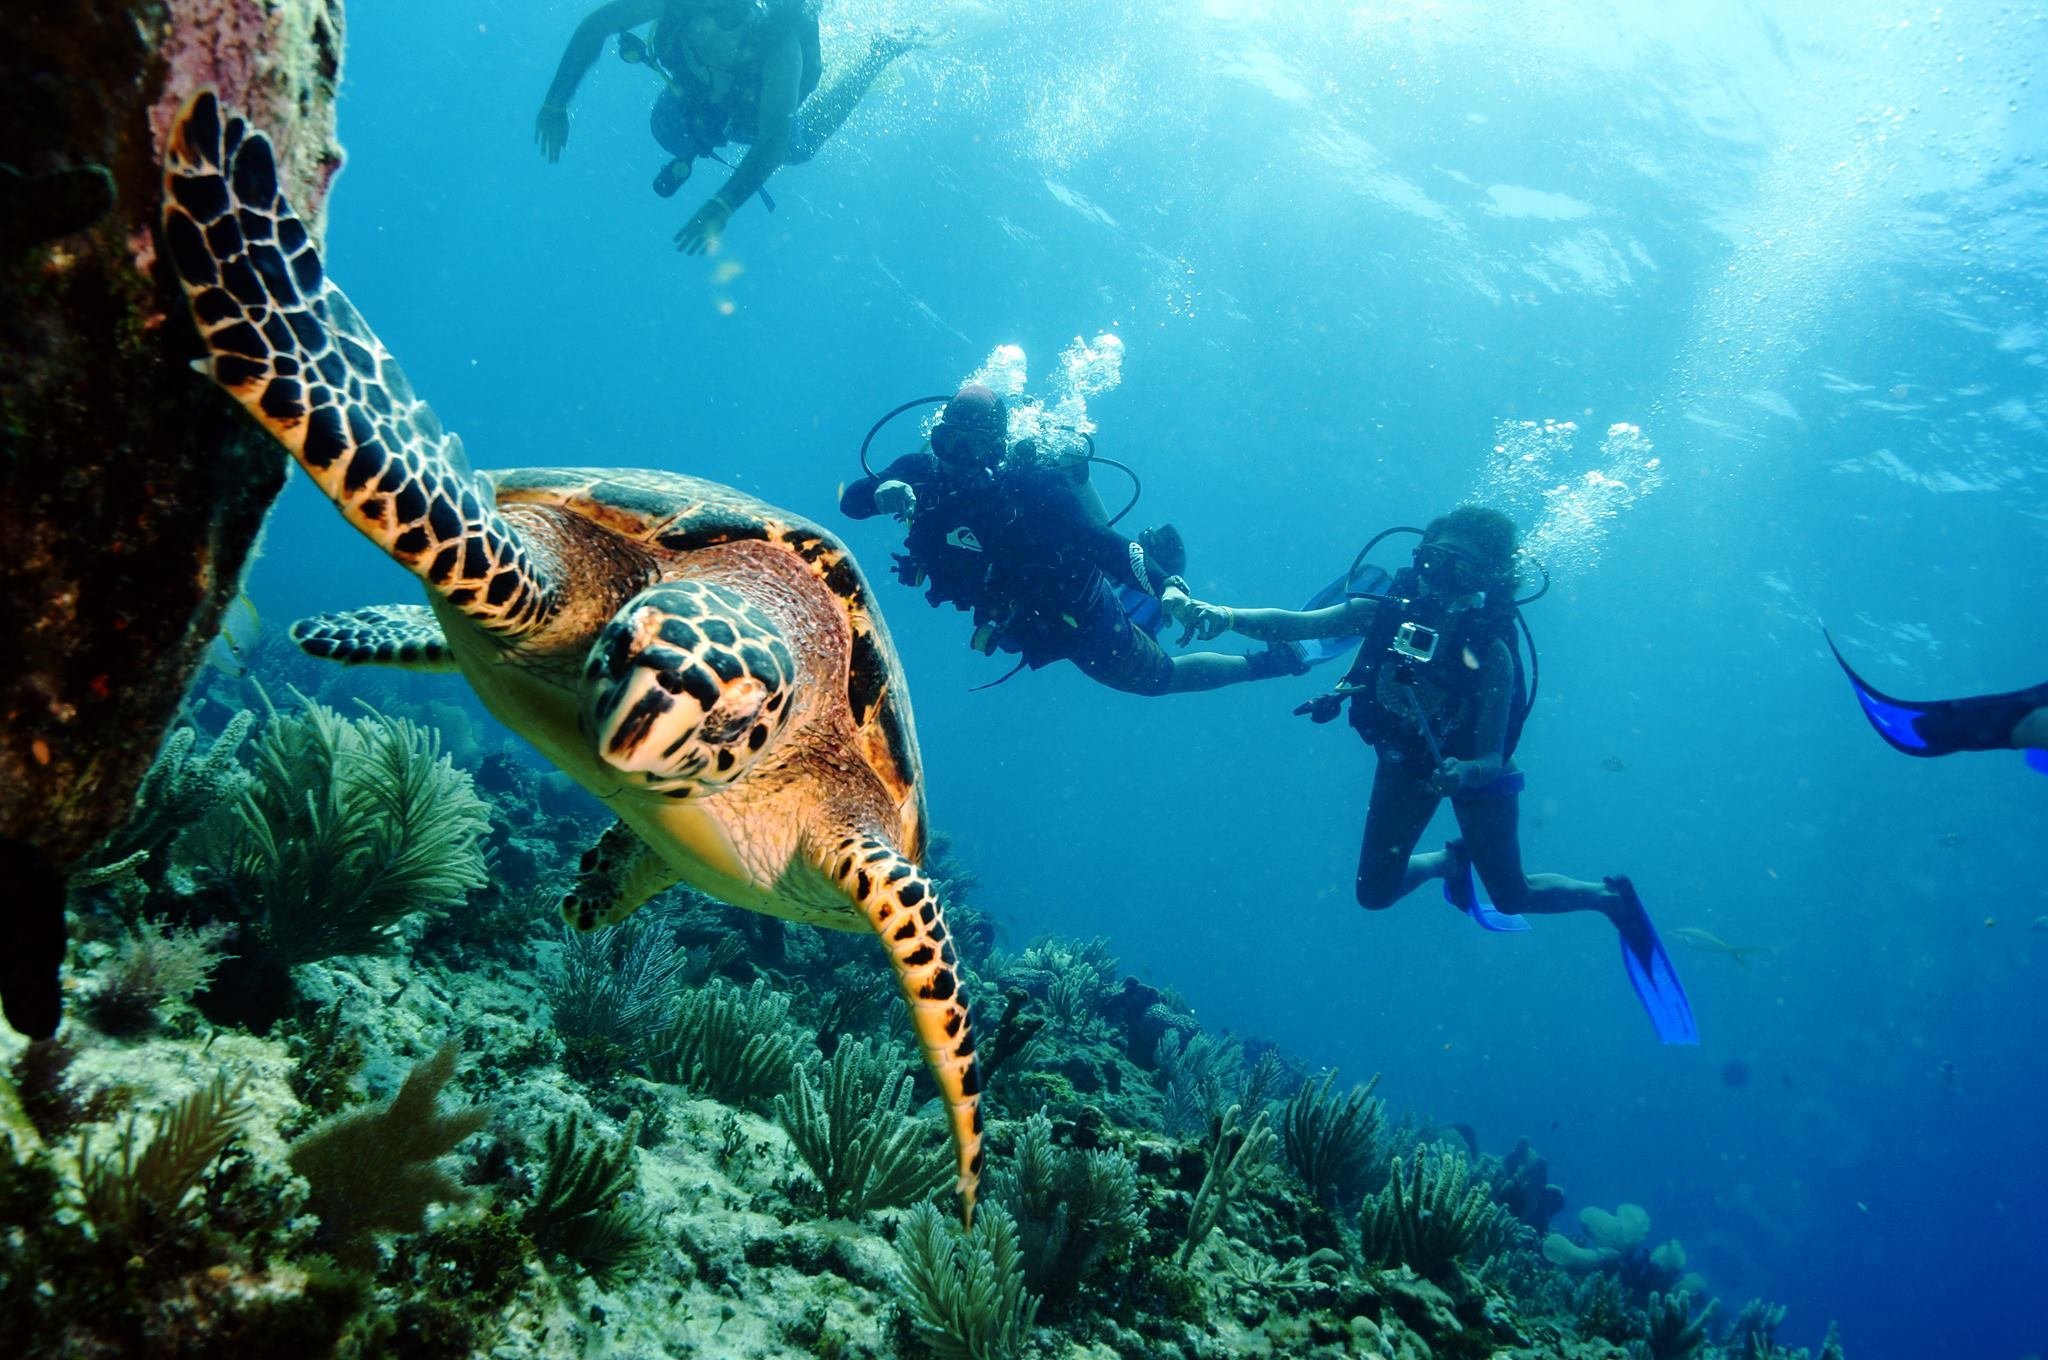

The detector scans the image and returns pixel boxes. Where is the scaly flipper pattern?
[290,605,458,671]
[826,831,984,1223]
[161,89,555,638]
[563,820,687,931]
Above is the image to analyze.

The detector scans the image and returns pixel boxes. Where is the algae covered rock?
[0,0,344,1038]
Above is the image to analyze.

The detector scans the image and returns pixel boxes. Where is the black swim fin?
[1827,631,2048,762]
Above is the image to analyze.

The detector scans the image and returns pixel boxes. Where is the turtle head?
[582,581,797,797]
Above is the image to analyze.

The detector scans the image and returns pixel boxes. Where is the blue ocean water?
[246,3,2048,1356]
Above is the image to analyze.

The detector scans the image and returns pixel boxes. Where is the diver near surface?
[1827,633,2048,774]
[535,0,920,253]
[1164,506,1698,1043]
[841,384,1309,696]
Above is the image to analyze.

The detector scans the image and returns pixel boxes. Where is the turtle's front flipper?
[562,819,685,931]
[291,606,458,672]
[161,90,555,640]
[824,830,984,1224]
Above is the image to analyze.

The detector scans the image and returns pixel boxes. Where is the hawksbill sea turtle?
[158,90,985,1218]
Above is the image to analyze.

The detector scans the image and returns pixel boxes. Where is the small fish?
[1938,1059,1958,1089]
[204,591,263,678]
[1669,926,1773,969]
[1601,755,1627,774]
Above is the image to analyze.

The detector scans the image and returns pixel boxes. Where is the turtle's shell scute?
[487,467,926,854]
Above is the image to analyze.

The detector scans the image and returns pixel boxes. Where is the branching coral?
[1486,1135,1566,1231]
[1007,936,1119,1039]
[77,1069,251,1240]
[983,1112,1141,1301]
[1180,1102,1275,1267]
[79,709,255,886]
[547,917,686,1078]
[80,918,234,1036]
[521,1113,660,1287]
[1727,1297,1788,1356]
[1359,1143,1507,1280]
[774,1038,949,1219]
[1281,1069,1383,1209]
[1634,1289,1714,1360]
[206,695,491,966]
[655,977,801,1105]
[288,1040,489,1263]
[895,1199,1042,1360]
[1155,1028,1244,1139]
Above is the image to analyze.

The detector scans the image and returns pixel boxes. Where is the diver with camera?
[1164,505,1698,1043]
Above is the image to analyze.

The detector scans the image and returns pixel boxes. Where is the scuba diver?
[841,384,1309,696]
[535,0,921,253]
[1827,634,2048,773]
[1164,506,1698,1044]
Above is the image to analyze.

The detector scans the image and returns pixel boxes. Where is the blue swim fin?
[1442,840,1532,933]
[1827,630,2048,759]
[2027,748,2048,776]
[1608,876,1698,1045]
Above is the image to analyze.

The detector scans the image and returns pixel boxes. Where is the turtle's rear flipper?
[161,89,556,641]
[291,605,459,671]
[561,820,685,932]
[824,829,984,1225]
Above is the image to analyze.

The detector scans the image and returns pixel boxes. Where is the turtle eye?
[582,584,794,796]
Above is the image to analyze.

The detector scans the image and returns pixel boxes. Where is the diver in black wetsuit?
[1167,505,1697,1043]
[1828,635,2048,772]
[841,384,1306,696]
[535,0,918,253]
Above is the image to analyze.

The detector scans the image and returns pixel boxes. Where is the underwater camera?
[1390,620,1439,664]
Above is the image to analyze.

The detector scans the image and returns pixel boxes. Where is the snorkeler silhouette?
[535,0,924,253]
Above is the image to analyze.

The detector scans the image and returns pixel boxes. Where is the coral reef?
[1180,1102,1277,1267]
[776,1037,951,1219]
[982,1111,1141,1304]
[1360,1142,1511,1281]
[1281,1069,1384,1209]
[895,1200,1042,1360]
[288,1040,488,1265]
[0,0,344,1039]
[521,1112,661,1287]
[4,654,1854,1359]
[210,695,491,968]
[79,917,233,1036]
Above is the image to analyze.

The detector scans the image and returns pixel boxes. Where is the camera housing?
[1390,620,1439,663]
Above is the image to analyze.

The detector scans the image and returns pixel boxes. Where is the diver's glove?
[873,479,917,519]
[1294,692,1345,723]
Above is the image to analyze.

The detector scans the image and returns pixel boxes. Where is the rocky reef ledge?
[0,0,345,1038]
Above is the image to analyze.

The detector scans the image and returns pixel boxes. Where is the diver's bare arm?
[1455,640,1513,786]
[706,31,803,212]
[1228,597,1375,643]
[543,0,667,109]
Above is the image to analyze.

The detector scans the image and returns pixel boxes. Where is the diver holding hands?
[843,384,1308,696]
[1165,506,1698,1043]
